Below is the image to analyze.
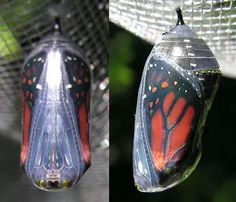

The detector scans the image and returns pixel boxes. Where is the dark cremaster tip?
[176,8,185,25]
[52,16,62,34]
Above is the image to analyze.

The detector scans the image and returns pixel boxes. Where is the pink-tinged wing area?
[140,57,202,174]
[167,97,186,127]
[78,103,91,163]
[151,90,196,171]
[163,91,175,114]
[167,105,195,159]
[20,99,31,165]
[151,110,165,170]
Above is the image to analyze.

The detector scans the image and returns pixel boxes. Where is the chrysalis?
[133,8,221,192]
[20,18,92,191]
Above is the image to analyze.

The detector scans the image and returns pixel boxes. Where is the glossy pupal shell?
[20,30,91,191]
[133,8,221,192]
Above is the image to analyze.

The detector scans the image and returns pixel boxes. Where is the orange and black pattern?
[144,57,202,172]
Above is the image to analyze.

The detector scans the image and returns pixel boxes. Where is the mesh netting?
[110,0,236,78]
[0,0,108,201]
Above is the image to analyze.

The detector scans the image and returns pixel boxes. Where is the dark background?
[110,22,236,202]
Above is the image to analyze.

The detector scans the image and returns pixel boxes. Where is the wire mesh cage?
[0,0,108,201]
[110,0,236,78]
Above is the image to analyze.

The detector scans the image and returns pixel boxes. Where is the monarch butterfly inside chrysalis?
[133,8,221,192]
[20,17,92,191]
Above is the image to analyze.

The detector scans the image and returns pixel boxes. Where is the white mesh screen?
[110,0,236,78]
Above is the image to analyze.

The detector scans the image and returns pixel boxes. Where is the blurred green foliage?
[110,31,134,94]
[0,17,22,62]
[0,0,48,61]
[214,179,236,202]
[0,16,22,61]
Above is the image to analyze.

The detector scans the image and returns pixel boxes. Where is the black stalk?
[53,16,62,34]
[176,8,185,25]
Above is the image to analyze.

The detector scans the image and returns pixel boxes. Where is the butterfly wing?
[63,50,91,163]
[21,51,46,165]
[133,54,203,192]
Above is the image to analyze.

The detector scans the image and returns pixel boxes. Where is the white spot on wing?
[36,84,42,90]
[91,64,95,70]
[67,56,72,61]
[33,77,36,83]
[66,84,72,89]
